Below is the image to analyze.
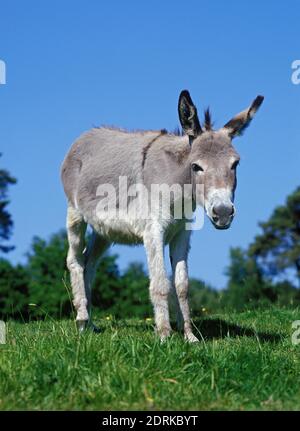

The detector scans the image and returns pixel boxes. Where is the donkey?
[61,90,264,342]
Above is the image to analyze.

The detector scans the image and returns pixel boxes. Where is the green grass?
[1,307,300,410]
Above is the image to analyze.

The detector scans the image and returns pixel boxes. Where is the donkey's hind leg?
[83,230,110,331]
[66,205,88,332]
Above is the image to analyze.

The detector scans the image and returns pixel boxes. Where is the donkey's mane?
[94,125,168,135]
[94,124,186,136]
[204,108,213,131]
[95,108,213,136]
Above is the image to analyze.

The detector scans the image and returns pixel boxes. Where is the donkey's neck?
[142,134,192,192]
[161,134,192,186]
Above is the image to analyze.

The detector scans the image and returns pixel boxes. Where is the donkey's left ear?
[178,90,202,138]
[222,95,264,138]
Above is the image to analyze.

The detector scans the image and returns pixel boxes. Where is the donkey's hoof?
[76,320,101,334]
[76,320,87,333]
[184,332,200,343]
[158,328,172,342]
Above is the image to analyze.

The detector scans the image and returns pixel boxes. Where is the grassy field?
[1,307,300,410]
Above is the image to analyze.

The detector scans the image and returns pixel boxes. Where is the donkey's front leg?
[144,223,172,341]
[170,230,199,343]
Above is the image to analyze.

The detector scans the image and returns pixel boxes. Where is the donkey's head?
[178,90,264,230]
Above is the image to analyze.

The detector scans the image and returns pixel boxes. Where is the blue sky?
[0,0,299,288]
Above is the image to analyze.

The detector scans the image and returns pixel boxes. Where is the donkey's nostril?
[230,205,235,216]
[212,206,219,222]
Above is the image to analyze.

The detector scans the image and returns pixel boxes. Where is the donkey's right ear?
[178,90,202,138]
[222,95,264,138]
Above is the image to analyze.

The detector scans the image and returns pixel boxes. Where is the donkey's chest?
[90,215,184,246]
[93,217,145,245]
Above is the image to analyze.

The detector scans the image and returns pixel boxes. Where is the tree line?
[1,153,300,320]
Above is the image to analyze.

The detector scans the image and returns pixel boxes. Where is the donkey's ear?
[222,95,264,138]
[178,90,202,138]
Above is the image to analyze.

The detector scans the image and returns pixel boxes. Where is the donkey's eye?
[231,160,240,170]
[192,163,204,172]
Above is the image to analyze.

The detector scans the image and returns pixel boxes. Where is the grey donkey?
[61,90,264,342]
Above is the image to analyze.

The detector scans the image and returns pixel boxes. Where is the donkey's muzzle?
[211,203,235,229]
